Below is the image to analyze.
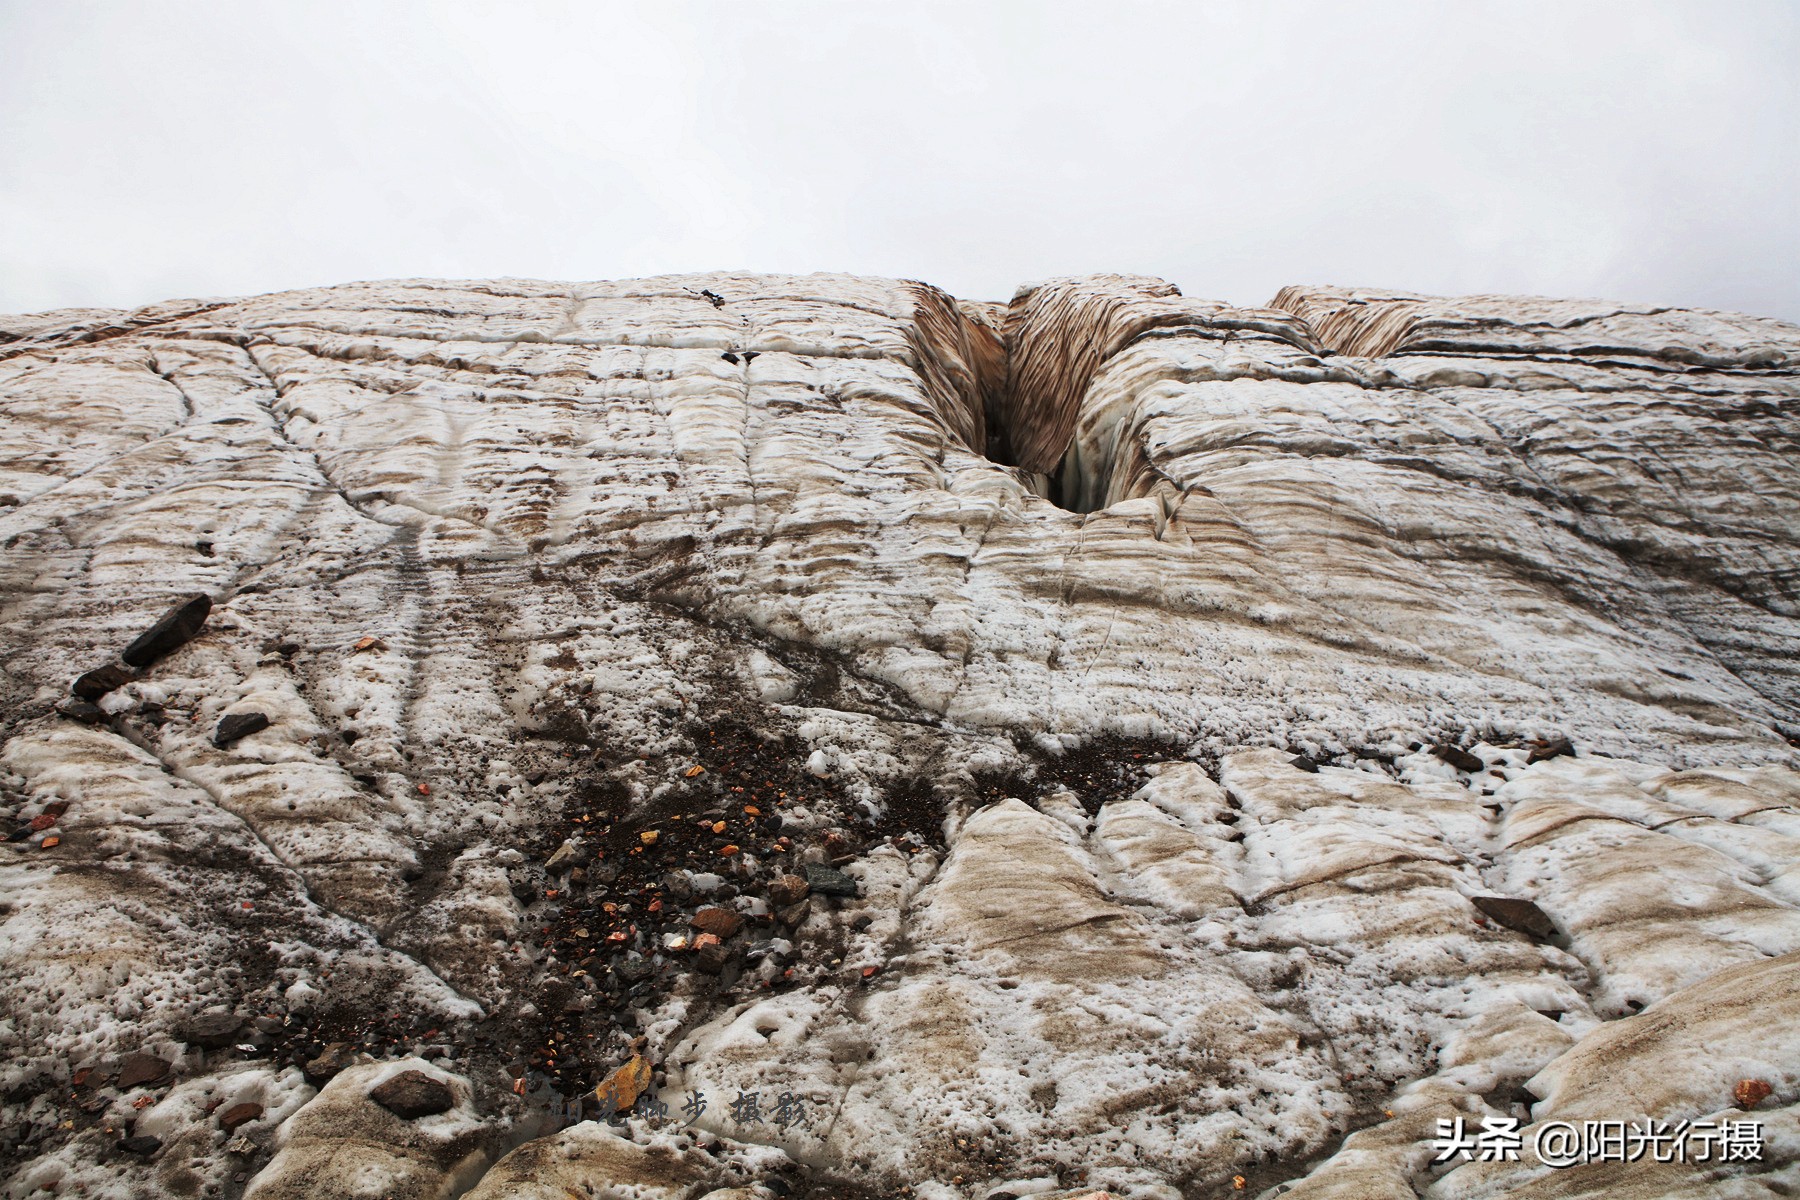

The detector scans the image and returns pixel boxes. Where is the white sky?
[3,1,1797,320]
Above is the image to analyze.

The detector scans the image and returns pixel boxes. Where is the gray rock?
[122,592,212,668]
[181,1011,243,1049]
[213,711,271,748]
[803,864,859,898]
[56,697,106,725]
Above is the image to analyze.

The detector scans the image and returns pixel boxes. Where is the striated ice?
[1,271,1797,1196]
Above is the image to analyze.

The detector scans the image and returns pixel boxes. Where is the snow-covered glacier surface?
[1,272,1797,1199]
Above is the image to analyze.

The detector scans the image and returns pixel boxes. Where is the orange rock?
[720,844,739,856]
[1735,1078,1774,1108]
[684,765,706,778]
[39,836,60,850]
[594,1054,652,1113]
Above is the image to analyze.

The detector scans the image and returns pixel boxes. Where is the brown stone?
[1432,744,1486,773]
[690,906,743,939]
[695,939,731,974]
[1471,896,1557,940]
[369,1069,454,1119]
[218,1102,263,1131]
[302,1042,357,1086]
[115,1053,170,1089]
[72,662,133,701]
[768,874,810,907]
[1528,735,1576,763]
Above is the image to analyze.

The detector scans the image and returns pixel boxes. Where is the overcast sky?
[3,1,1796,321]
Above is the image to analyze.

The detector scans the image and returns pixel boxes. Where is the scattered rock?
[219,1102,263,1131]
[56,697,106,725]
[1528,735,1576,763]
[850,913,874,932]
[300,1042,358,1086]
[721,351,740,364]
[369,1069,455,1119]
[225,1135,257,1156]
[72,662,133,701]
[803,864,859,898]
[595,1054,652,1112]
[117,1134,162,1157]
[180,1012,243,1049]
[1471,896,1557,940]
[690,906,743,939]
[768,874,810,907]
[1288,755,1319,773]
[694,938,731,974]
[1734,1078,1773,1109]
[213,712,271,748]
[1432,744,1486,773]
[115,1053,171,1089]
[777,900,811,927]
[121,592,212,669]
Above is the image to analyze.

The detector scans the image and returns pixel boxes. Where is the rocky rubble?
[0,271,1797,1197]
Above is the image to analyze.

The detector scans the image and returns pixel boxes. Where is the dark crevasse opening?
[907,274,1199,516]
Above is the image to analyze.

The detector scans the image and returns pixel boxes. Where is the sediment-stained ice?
[1,272,1796,1197]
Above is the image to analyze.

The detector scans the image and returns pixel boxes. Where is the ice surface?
[1,272,1797,1196]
